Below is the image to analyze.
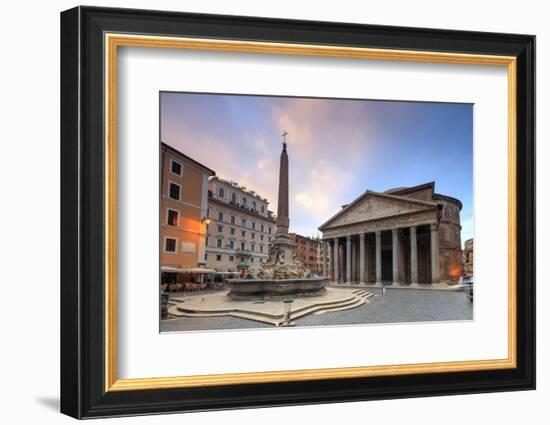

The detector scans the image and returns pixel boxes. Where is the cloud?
[161,93,472,238]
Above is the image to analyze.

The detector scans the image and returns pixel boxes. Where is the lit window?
[168,182,180,200]
[167,209,178,226]
[165,238,177,252]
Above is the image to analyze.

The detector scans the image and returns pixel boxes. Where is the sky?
[160,92,473,244]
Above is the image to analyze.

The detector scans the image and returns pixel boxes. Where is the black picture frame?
[61,5,535,419]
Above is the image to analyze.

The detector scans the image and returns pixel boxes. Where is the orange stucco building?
[160,143,215,280]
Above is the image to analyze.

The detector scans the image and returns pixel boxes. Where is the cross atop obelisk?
[282,130,288,149]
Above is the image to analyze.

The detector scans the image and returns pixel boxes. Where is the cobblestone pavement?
[160,288,473,333]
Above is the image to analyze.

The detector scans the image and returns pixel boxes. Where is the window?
[167,209,178,226]
[230,215,235,224]
[252,201,257,211]
[261,205,265,213]
[217,239,222,248]
[229,240,235,249]
[168,182,180,200]
[252,222,256,230]
[230,227,235,235]
[251,243,255,252]
[260,245,264,254]
[260,235,264,241]
[205,237,209,246]
[251,233,255,239]
[229,255,234,262]
[240,242,245,250]
[231,192,237,203]
[216,254,222,261]
[164,238,177,252]
[241,218,246,227]
[261,224,264,232]
[241,230,246,237]
[217,225,223,233]
[269,237,272,243]
[170,159,182,176]
[218,187,225,198]
[268,226,272,234]
[250,257,254,263]
[218,211,224,221]
[242,197,247,208]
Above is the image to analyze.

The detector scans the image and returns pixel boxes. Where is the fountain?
[228,134,327,300]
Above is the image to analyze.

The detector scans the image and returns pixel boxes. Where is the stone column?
[431,223,440,283]
[323,240,329,278]
[346,235,352,284]
[410,226,418,284]
[392,228,400,284]
[375,231,382,284]
[333,238,339,283]
[359,232,366,284]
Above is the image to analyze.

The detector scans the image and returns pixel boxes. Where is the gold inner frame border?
[104,33,517,392]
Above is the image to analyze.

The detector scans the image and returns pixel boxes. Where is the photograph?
[159,92,474,332]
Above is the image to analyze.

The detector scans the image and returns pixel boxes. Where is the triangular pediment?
[319,191,437,230]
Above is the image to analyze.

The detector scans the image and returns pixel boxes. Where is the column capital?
[430,222,439,231]
[392,228,399,236]
[346,234,352,241]
[375,230,381,237]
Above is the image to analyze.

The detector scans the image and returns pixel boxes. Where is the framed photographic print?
[60,6,535,419]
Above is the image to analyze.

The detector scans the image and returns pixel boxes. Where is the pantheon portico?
[318,182,463,285]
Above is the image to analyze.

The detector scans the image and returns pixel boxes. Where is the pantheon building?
[318,182,463,285]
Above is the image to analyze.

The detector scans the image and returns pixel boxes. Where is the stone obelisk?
[273,132,295,263]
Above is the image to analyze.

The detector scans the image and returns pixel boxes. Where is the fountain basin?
[228,277,327,300]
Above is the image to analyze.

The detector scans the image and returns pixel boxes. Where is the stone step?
[291,295,367,320]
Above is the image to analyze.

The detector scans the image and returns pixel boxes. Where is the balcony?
[235,248,252,257]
